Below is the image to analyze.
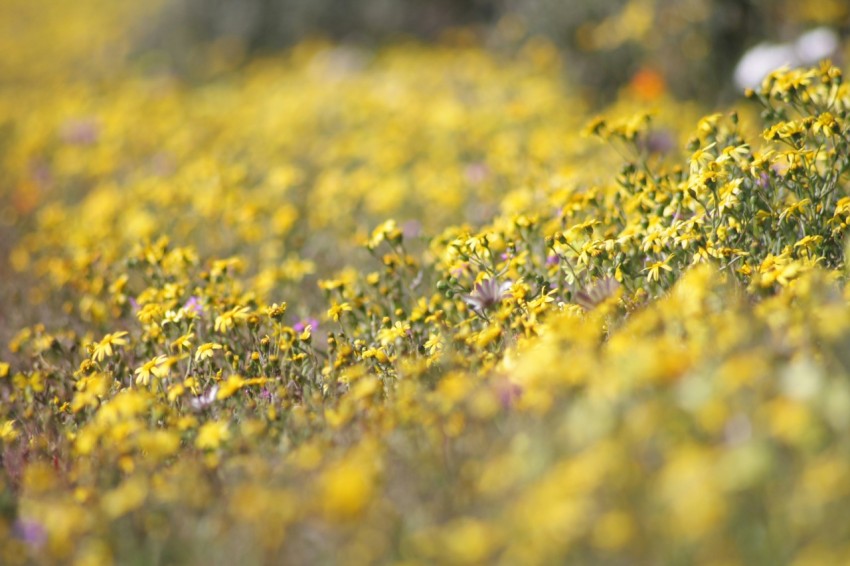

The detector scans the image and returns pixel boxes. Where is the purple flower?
[497,382,522,409]
[402,220,422,239]
[293,318,319,333]
[183,296,204,316]
[546,254,560,266]
[638,129,675,155]
[13,520,46,548]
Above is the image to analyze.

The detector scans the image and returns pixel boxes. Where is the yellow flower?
[361,348,390,364]
[265,302,287,321]
[161,309,185,326]
[91,331,129,362]
[644,259,673,282]
[196,421,230,450]
[327,301,352,322]
[216,376,246,400]
[101,476,148,519]
[368,219,402,249]
[298,325,312,342]
[424,333,443,356]
[210,257,245,279]
[812,112,839,136]
[0,420,19,443]
[319,445,379,521]
[195,342,223,361]
[377,321,410,346]
[167,383,185,402]
[135,430,180,459]
[170,332,194,352]
[134,354,169,386]
[474,325,502,349]
[136,303,164,325]
[214,305,250,333]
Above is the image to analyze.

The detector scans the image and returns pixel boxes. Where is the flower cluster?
[2,2,850,564]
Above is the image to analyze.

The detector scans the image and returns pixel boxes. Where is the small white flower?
[189,385,219,411]
[463,278,512,316]
[734,27,839,91]
[574,277,620,311]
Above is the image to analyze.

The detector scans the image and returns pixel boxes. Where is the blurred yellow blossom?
[196,421,231,450]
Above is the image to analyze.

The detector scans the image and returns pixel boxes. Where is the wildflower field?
[4,1,850,564]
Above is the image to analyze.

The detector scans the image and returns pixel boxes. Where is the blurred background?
[2,0,848,105]
[140,0,850,104]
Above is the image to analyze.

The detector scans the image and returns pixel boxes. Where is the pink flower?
[183,296,203,316]
[293,318,319,333]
